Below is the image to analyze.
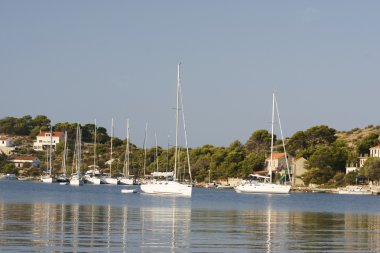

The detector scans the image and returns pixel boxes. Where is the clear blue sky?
[1,1,379,148]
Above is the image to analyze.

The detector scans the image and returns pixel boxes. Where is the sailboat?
[57,131,70,184]
[84,120,101,185]
[70,123,84,186]
[235,93,291,194]
[140,63,193,196]
[102,118,118,185]
[41,126,55,183]
[118,119,136,185]
[140,122,149,185]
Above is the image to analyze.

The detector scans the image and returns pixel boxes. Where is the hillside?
[335,125,380,148]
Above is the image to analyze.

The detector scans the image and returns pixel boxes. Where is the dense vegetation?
[1,115,380,186]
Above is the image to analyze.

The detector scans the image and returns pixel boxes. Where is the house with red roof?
[265,152,293,171]
[33,131,64,151]
[9,156,40,168]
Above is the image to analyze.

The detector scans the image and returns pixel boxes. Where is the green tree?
[14,115,33,135]
[241,153,265,176]
[357,133,379,156]
[286,131,307,157]
[344,171,358,185]
[287,125,337,159]
[304,125,337,146]
[32,115,51,128]
[302,167,335,185]
[82,124,95,143]
[245,130,276,159]
[0,117,17,134]
[0,163,18,175]
[363,157,380,182]
[112,137,123,148]
[54,122,78,143]
[307,140,348,173]
[97,127,110,144]
[245,129,273,155]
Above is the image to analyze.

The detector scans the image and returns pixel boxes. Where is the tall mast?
[143,122,148,177]
[179,76,192,182]
[93,119,97,176]
[270,93,275,184]
[274,95,292,184]
[110,118,114,177]
[174,63,180,181]
[167,135,170,172]
[72,130,77,175]
[77,123,81,177]
[155,132,159,172]
[49,125,53,176]
[126,119,130,176]
[61,131,67,175]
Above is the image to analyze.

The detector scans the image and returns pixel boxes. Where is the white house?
[369,143,380,158]
[0,136,14,147]
[0,136,15,155]
[347,141,380,173]
[358,142,380,168]
[33,131,64,151]
[9,156,40,168]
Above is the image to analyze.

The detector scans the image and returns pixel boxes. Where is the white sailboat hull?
[41,176,55,183]
[84,176,101,185]
[235,182,291,194]
[140,181,192,196]
[102,177,118,185]
[118,178,134,185]
[70,179,84,186]
[70,175,83,186]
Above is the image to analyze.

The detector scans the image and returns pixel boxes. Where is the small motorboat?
[121,189,137,194]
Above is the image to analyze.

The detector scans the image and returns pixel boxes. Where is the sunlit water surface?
[1,181,380,252]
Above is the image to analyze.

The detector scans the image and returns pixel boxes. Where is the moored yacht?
[140,64,193,197]
[70,123,84,186]
[234,93,291,194]
[118,119,137,186]
[41,126,55,183]
[83,168,101,185]
[101,118,118,185]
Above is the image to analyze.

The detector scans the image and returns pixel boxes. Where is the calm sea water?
[1,181,380,252]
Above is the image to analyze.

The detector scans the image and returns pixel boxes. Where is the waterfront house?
[346,141,380,173]
[33,131,64,151]
[9,156,40,168]
[265,152,293,171]
[358,143,380,167]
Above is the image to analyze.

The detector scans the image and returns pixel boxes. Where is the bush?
[344,171,358,185]
[0,163,18,175]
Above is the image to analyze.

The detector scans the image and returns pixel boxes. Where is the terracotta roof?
[266,153,286,160]
[37,131,64,137]
[10,156,37,161]
[0,136,11,141]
